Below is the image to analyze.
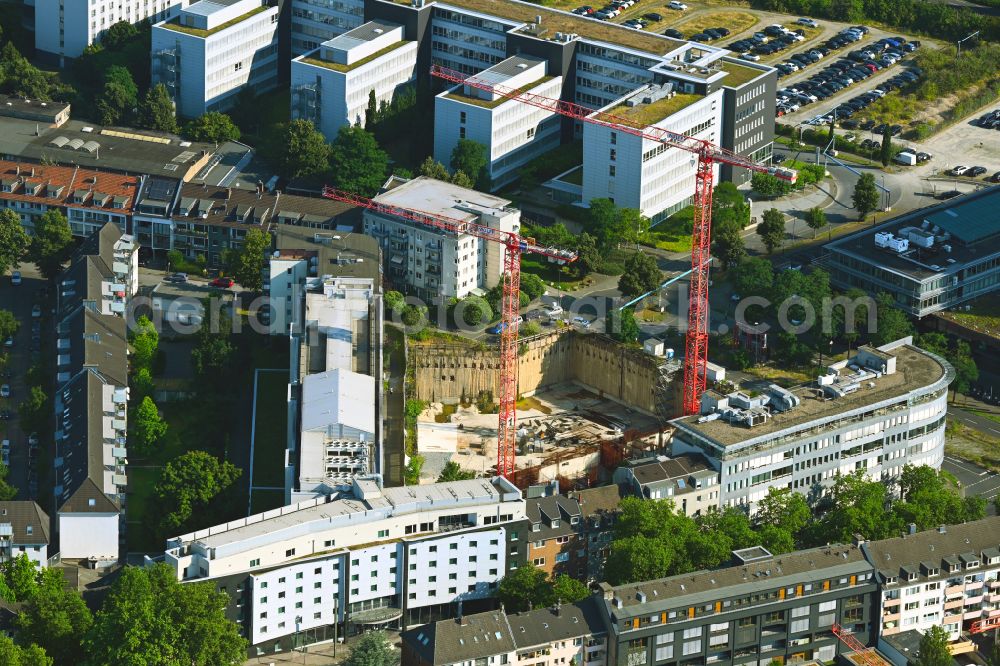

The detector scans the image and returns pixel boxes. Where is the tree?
[457,296,488,327]
[949,340,978,400]
[278,119,330,180]
[0,308,19,341]
[575,233,601,277]
[83,563,247,666]
[228,227,269,291]
[27,209,73,280]
[914,625,952,666]
[343,630,399,666]
[713,182,751,229]
[751,172,791,197]
[365,89,379,129]
[132,367,155,401]
[130,396,167,455]
[893,465,984,530]
[873,292,914,346]
[96,65,138,126]
[806,471,893,545]
[450,139,488,189]
[852,173,880,220]
[450,170,474,189]
[805,206,827,238]
[607,307,640,343]
[400,304,426,328]
[417,157,450,181]
[755,487,811,535]
[520,273,546,301]
[129,315,159,372]
[0,463,16,500]
[384,290,404,314]
[0,209,29,276]
[154,451,241,531]
[437,461,476,482]
[329,125,389,197]
[880,125,893,167]
[497,563,550,612]
[711,216,746,270]
[988,641,1000,666]
[140,83,177,133]
[550,575,589,604]
[756,208,786,254]
[101,20,138,48]
[404,454,424,485]
[183,112,241,144]
[605,535,674,585]
[0,634,50,666]
[17,569,92,666]
[18,386,48,436]
[0,43,50,100]
[618,251,661,297]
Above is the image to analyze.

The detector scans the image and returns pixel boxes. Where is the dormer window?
[907,572,918,582]
[571,516,580,525]
[951,564,961,573]
[967,561,979,569]
[928,568,939,577]
[886,576,897,585]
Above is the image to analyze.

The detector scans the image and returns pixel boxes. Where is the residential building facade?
[612,453,719,517]
[523,489,583,578]
[152,0,281,118]
[670,338,953,511]
[0,502,50,569]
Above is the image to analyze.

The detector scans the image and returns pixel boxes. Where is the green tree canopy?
[732,256,774,299]
[384,290,404,314]
[28,209,73,280]
[101,20,138,48]
[713,182,751,229]
[520,273,546,301]
[183,112,241,144]
[0,634,51,666]
[805,206,827,238]
[607,307,640,343]
[449,139,488,189]
[96,66,138,126]
[130,396,167,455]
[751,172,791,197]
[278,119,330,180]
[451,170,474,189]
[0,43,51,100]
[0,462,17,500]
[0,208,29,276]
[129,315,159,372]
[17,568,92,666]
[894,464,985,530]
[0,308,19,341]
[497,564,551,612]
[418,157,450,181]
[343,630,399,666]
[550,575,590,605]
[226,227,269,291]
[329,125,389,197]
[437,460,476,482]
[711,216,746,271]
[618,251,661,297]
[852,173,880,220]
[880,125,893,167]
[140,83,177,133]
[84,563,247,666]
[154,451,242,531]
[18,386,48,436]
[756,208,786,254]
[914,625,951,666]
[872,292,914,346]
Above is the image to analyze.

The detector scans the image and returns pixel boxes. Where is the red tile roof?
[0,161,139,212]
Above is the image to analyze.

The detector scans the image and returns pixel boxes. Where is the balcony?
[882,611,900,622]
[944,598,964,611]
[946,584,964,596]
[883,597,901,607]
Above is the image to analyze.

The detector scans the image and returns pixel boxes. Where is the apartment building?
[670,338,953,511]
[402,598,608,666]
[863,517,1000,644]
[0,502,51,569]
[35,0,187,61]
[152,0,280,118]
[291,20,419,141]
[0,161,138,236]
[574,484,623,584]
[53,224,138,563]
[166,183,275,265]
[290,0,363,55]
[156,477,526,656]
[434,55,562,189]
[363,176,519,300]
[825,187,1000,317]
[131,176,183,255]
[612,453,719,517]
[523,490,583,578]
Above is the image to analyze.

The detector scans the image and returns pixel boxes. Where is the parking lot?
[943,455,1000,515]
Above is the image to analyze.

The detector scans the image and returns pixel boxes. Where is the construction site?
[408,328,684,488]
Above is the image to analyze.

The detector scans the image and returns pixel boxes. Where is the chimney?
[30,167,35,177]
[555,598,562,616]
[457,600,466,625]
[15,165,19,176]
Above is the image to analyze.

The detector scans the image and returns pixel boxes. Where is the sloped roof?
[58,478,119,514]
[0,501,50,545]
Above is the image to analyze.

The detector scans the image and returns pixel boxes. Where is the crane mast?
[429,64,796,416]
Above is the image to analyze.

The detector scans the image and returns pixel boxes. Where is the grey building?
[599,544,877,666]
[824,186,1000,317]
[573,484,624,584]
[612,453,719,516]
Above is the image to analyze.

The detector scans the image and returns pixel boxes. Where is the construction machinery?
[429,64,798,416]
[320,187,576,479]
[971,616,1000,634]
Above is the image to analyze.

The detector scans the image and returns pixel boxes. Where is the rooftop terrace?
[672,344,948,447]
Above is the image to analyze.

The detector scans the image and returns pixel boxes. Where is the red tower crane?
[321,187,577,479]
[831,623,886,666]
[430,64,797,415]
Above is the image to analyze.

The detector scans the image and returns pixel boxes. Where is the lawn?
[251,369,289,489]
[674,11,758,39]
[641,207,694,253]
[521,255,589,291]
[945,421,1000,473]
[935,294,1000,341]
[126,467,163,552]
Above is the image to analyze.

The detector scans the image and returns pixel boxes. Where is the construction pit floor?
[415,382,661,482]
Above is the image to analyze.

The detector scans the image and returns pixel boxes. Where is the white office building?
[364,176,519,301]
[291,21,418,141]
[434,55,562,190]
[670,338,953,512]
[583,83,722,223]
[158,477,526,652]
[35,0,188,62]
[290,0,364,55]
[151,0,280,118]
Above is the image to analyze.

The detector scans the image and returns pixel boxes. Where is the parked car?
[990,171,1000,183]
[663,27,683,38]
[643,12,662,21]
[31,304,41,318]
[0,385,9,398]
[936,190,962,200]
[967,166,988,177]
[740,53,761,62]
[951,166,969,176]
[10,271,21,286]
[1,440,8,468]
[572,5,594,14]
[667,0,687,9]
[165,272,188,283]
[796,17,819,27]
[210,277,235,288]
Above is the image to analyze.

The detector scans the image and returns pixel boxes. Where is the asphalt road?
[942,455,1000,513]
[948,406,1000,439]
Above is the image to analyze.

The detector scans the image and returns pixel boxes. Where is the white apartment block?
[434,55,562,190]
[364,176,519,300]
[157,478,525,651]
[151,0,280,118]
[291,21,418,142]
[864,519,1000,646]
[291,0,364,55]
[670,338,954,512]
[35,0,187,61]
[583,83,721,223]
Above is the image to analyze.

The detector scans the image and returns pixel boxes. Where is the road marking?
[965,474,999,490]
[944,457,983,476]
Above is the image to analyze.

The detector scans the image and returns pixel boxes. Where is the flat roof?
[300,39,412,73]
[433,0,684,56]
[826,187,1000,281]
[159,4,269,37]
[301,368,376,434]
[329,20,402,47]
[604,92,702,125]
[372,176,513,224]
[444,75,556,110]
[718,59,768,88]
[672,345,947,448]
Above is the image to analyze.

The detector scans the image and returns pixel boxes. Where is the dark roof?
[273,226,381,284]
[625,453,715,489]
[402,610,516,666]
[507,598,606,648]
[62,307,128,387]
[573,484,624,520]
[862,517,1000,585]
[525,495,581,540]
[922,188,999,245]
[0,502,50,545]
[172,183,275,230]
[58,478,119,514]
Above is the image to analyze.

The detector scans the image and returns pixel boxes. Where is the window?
[285,549,296,557]
[609,165,616,177]
[378,529,389,538]
[683,640,701,656]
[250,559,260,568]
[234,62,243,71]
[533,558,546,566]
[790,618,809,634]
[459,127,466,139]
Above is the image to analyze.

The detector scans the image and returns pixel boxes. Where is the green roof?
[603,93,702,126]
[719,60,767,88]
[160,5,268,37]
[300,40,412,73]
[443,75,556,109]
[923,189,1000,245]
